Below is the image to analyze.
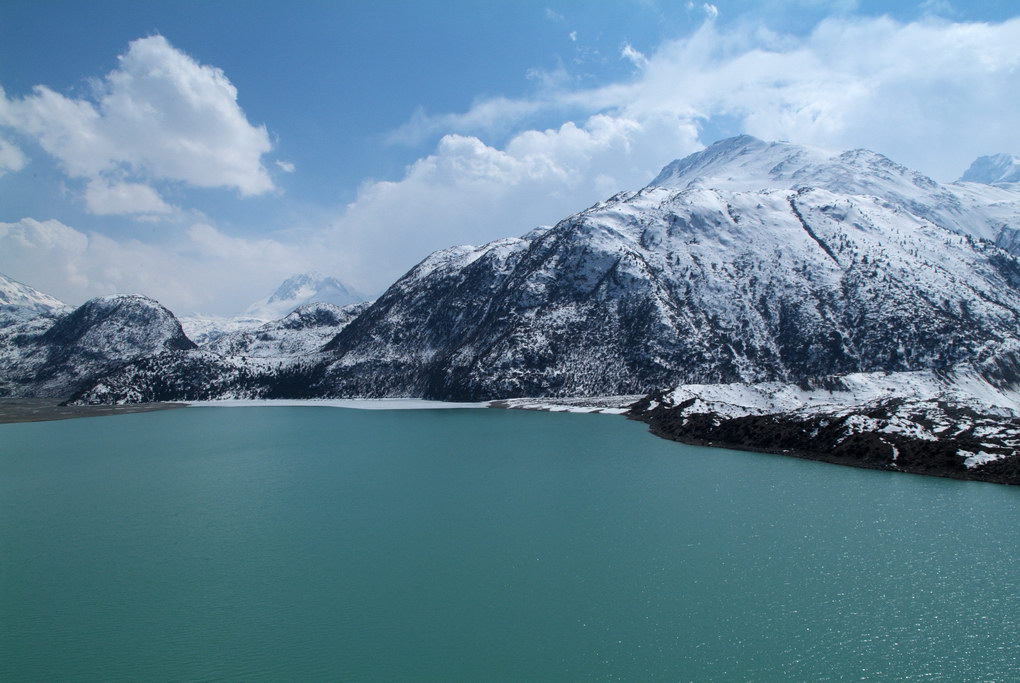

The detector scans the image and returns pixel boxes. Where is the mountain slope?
[0,273,68,326]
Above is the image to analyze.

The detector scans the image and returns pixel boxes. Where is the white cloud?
[275,160,296,173]
[390,15,1020,182]
[569,31,578,42]
[545,8,565,23]
[84,179,172,215]
[0,35,274,200]
[621,43,649,69]
[0,217,309,315]
[335,13,1020,292]
[386,97,550,146]
[0,137,26,175]
[702,3,719,20]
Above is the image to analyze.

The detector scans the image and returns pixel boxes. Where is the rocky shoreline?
[628,396,1020,486]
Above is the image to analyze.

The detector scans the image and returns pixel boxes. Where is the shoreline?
[0,395,637,424]
[0,399,188,425]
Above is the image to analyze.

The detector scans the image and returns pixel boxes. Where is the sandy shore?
[0,399,187,424]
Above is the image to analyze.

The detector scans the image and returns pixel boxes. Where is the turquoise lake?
[1,406,1018,681]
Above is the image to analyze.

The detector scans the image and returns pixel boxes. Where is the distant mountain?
[245,272,365,321]
[959,153,1020,185]
[0,294,195,398]
[205,301,370,357]
[0,272,68,326]
[66,302,372,404]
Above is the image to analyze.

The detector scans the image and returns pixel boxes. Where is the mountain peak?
[649,136,832,191]
[959,153,1020,185]
[246,272,365,320]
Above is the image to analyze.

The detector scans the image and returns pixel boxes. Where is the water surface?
[2,407,1017,680]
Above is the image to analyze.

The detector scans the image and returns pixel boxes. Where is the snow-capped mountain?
[315,182,1020,399]
[62,302,371,404]
[0,272,69,327]
[0,294,195,397]
[960,153,1020,185]
[244,272,365,321]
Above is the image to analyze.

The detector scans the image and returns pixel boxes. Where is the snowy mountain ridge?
[313,178,1020,400]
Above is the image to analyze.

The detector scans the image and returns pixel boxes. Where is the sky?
[2,0,1019,316]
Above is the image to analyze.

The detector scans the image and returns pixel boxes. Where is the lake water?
[1,406,1018,681]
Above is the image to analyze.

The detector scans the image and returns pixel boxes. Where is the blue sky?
[2,0,1019,314]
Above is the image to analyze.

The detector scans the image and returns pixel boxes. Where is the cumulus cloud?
[0,137,26,175]
[0,35,274,213]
